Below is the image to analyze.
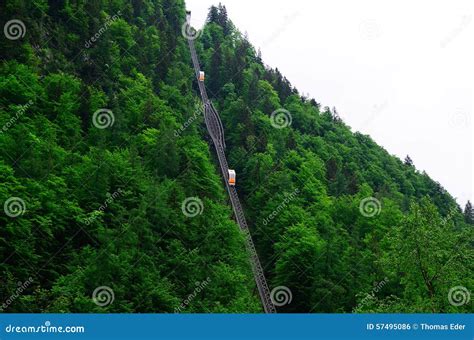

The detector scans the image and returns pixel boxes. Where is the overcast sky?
[186,0,473,206]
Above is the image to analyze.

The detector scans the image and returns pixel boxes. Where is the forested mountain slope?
[1,1,472,313]
[1,0,260,313]
[195,5,472,313]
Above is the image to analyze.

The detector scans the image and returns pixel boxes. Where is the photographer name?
[420,323,465,331]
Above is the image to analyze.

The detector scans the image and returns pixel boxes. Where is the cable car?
[228,169,236,186]
[199,71,205,82]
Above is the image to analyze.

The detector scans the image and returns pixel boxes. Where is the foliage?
[0,1,471,313]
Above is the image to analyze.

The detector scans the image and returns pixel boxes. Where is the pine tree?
[332,107,341,122]
[218,3,229,34]
[207,5,219,23]
[464,201,474,225]
[256,48,262,63]
[404,155,413,166]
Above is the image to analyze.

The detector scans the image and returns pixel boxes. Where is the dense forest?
[0,0,472,313]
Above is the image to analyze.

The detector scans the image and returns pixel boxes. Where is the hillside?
[1,0,472,313]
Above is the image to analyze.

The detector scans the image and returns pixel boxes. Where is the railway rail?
[185,12,276,314]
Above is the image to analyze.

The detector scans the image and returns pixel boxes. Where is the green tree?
[379,198,473,312]
[464,201,473,225]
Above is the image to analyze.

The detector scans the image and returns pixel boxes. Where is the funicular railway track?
[185,12,276,314]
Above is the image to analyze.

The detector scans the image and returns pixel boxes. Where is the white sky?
[186,0,473,206]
